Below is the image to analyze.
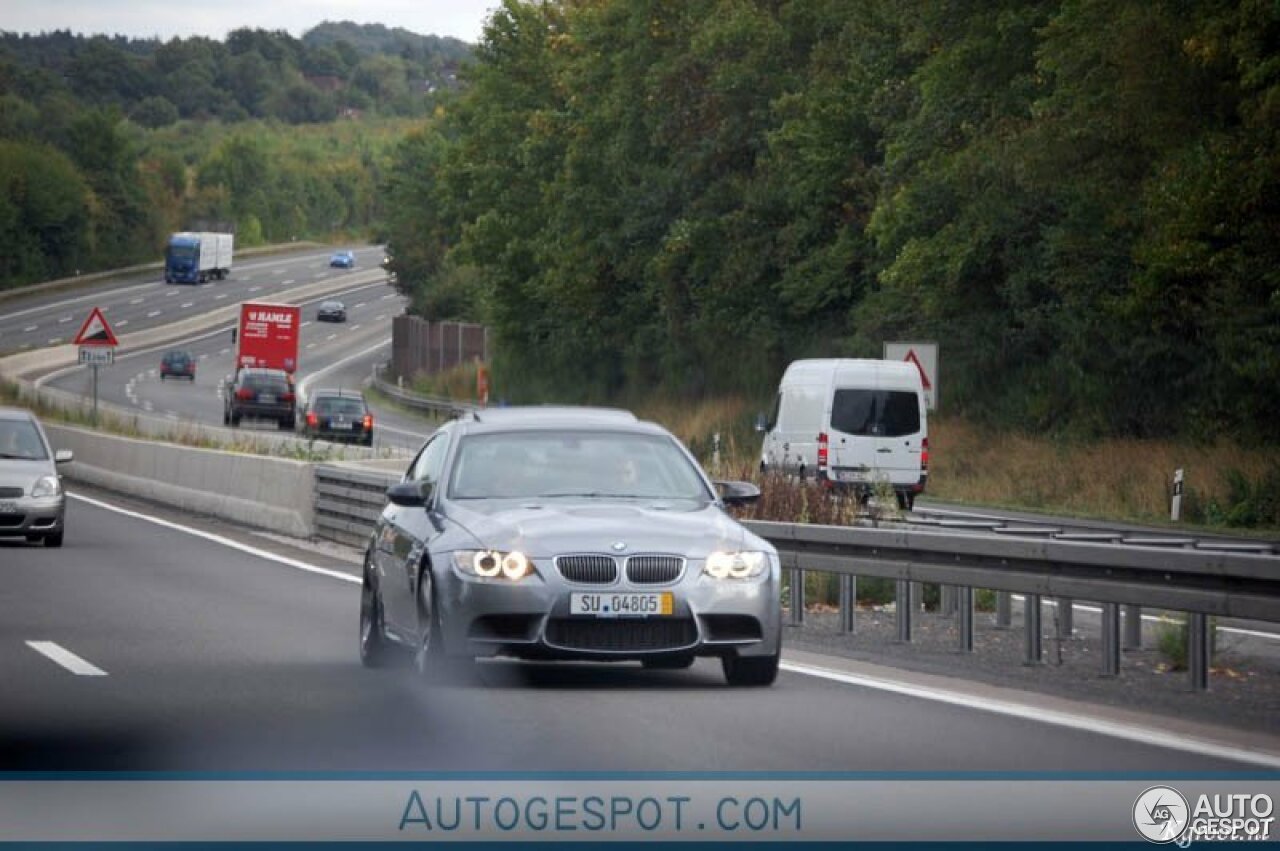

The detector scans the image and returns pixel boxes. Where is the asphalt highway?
[39,271,433,453]
[0,489,1263,772]
[0,246,385,355]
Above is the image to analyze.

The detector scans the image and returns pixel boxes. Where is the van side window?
[831,390,921,437]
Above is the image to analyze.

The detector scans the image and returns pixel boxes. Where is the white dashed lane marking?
[26,642,107,677]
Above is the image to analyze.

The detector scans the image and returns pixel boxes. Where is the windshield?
[167,245,196,261]
[449,430,711,501]
[0,419,48,460]
[315,398,365,415]
[830,389,921,437]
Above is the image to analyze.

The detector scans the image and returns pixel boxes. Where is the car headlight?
[453,550,534,581]
[704,551,768,580]
[31,476,62,499]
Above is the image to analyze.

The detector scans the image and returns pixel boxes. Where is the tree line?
[382,0,1279,441]
[0,23,459,289]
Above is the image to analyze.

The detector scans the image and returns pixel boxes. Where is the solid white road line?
[779,660,1280,769]
[67,493,359,585]
[26,641,108,676]
[296,337,391,401]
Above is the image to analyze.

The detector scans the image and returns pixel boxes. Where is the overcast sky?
[4,1,500,44]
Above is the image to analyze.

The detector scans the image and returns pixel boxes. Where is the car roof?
[309,388,365,399]
[453,406,673,437]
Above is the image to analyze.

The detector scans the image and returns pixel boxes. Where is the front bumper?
[435,556,782,662]
[0,495,65,537]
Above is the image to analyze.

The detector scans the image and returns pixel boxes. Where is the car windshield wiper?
[0,452,34,459]
[538,491,663,499]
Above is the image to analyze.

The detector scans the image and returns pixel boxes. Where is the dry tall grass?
[636,396,1280,531]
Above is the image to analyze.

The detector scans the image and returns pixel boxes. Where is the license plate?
[331,420,352,430]
[0,500,16,513]
[571,592,673,617]
[836,469,867,483]
[259,394,276,404]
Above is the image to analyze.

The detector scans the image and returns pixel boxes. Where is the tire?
[895,491,916,511]
[722,651,779,687]
[277,417,292,431]
[359,560,391,668]
[413,566,444,679]
[44,530,64,548]
[642,655,695,670]
[161,374,166,381]
[230,412,241,427]
[223,407,230,426]
[414,566,473,683]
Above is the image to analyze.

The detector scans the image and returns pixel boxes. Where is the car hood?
[447,499,766,559]
[0,459,55,492]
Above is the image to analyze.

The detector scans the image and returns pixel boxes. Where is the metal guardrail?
[311,465,1280,692]
[369,362,476,418]
[314,465,397,549]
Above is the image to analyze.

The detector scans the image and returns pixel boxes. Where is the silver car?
[360,407,782,686]
[0,408,72,547]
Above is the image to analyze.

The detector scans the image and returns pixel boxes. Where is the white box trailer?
[164,231,234,284]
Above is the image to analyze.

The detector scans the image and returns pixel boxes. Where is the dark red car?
[159,350,196,381]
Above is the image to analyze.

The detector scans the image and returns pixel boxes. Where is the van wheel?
[896,492,915,511]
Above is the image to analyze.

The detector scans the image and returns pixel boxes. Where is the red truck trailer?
[235,302,300,375]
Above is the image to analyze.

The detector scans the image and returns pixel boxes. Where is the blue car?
[329,251,355,269]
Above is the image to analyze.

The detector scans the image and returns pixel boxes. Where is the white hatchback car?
[0,408,72,547]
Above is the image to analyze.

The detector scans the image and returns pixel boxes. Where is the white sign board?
[78,346,114,366]
[884,341,938,410]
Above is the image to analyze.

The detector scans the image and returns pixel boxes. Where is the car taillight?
[282,392,295,403]
[816,431,830,482]
[921,436,929,471]
[306,412,318,427]
[363,414,373,431]
[235,388,254,400]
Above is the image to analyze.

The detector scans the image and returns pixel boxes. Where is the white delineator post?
[1171,468,1184,521]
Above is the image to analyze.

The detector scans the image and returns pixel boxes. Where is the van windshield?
[831,390,920,437]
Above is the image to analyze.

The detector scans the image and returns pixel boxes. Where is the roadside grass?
[408,361,484,402]
[634,395,1280,534]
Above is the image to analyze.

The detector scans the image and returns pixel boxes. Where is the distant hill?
[0,23,473,126]
[303,20,472,63]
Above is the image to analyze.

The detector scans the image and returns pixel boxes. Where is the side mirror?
[231,328,237,344]
[386,480,432,508]
[54,450,74,464]
[715,480,761,506]
[754,412,767,433]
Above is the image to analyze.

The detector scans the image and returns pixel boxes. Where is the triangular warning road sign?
[903,349,931,390]
[73,307,119,347]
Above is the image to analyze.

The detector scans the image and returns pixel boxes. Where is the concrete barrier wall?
[46,423,315,537]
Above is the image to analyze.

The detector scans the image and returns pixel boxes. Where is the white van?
[759,359,928,509]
